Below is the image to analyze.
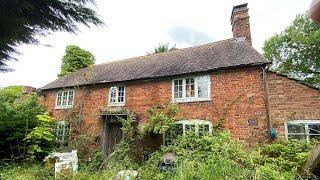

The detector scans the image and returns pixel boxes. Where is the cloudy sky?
[0,0,312,88]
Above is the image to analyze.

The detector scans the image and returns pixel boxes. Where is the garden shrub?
[0,86,44,162]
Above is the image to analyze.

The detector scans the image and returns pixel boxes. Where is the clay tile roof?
[41,38,269,90]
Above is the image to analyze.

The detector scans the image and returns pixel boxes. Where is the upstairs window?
[109,85,125,106]
[285,120,320,142]
[53,121,70,146]
[164,120,212,145]
[56,90,74,109]
[172,75,210,102]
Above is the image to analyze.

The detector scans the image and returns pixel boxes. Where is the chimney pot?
[230,3,252,46]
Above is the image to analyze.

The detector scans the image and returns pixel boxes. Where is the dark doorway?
[106,122,123,155]
[103,115,127,156]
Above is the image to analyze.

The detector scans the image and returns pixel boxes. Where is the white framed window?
[285,120,320,142]
[53,121,70,146]
[109,85,125,106]
[55,90,74,109]
[164,120,212,145]
[172,75,210,103]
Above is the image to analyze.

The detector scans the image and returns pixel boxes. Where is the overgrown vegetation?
[0,86,45,162]
[0,132,317,179]
[1,103,318,179]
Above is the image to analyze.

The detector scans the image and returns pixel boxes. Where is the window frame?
[108,85,125,106]
[53,121,70,146]
[284,120,320,142]
[163,119,213,145]
[172,75,211,103]
[55,90,75,109]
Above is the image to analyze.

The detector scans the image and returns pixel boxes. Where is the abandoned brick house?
[40,3,320,154]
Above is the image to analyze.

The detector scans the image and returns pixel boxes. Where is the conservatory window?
[53,121,70,146]
[172,75,210,103]
[164,120,212,145]
[109,85,125,106]
[285,120,320,142]
[55,90,74,109]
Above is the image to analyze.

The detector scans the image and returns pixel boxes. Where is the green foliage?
[0,86,44,161]
[259,139,315,172]
[26,113,55,161]
[59,45,95,76]
[0,0,103,71]
[0,164,53,180]
[144,103,179,135]
[149,43,178,54]
[263,13,320,87]
[106,116,138,170]
[139,133,315,179]
[0,133,316,179]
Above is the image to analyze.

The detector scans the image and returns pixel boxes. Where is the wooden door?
[106,122,123,155]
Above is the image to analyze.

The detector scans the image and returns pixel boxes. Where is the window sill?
[55,106,73,110]
[108,103,125,107]
[172,98,211,103]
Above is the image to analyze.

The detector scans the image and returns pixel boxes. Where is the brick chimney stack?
[230,3,252,46]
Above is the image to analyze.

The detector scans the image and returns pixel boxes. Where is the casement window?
[172,75,210,102]
[285,120,320,142]
[109,85,125,106]
[55,90,74,109]
[164,120,212,145]
[53,121,70,146]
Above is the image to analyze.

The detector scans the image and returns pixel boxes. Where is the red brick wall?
[267,72,320,138]
[42,67,270,145]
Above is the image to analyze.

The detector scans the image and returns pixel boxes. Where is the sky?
[0,0,312,88]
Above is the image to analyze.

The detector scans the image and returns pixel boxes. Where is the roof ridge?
[93,38,235,67]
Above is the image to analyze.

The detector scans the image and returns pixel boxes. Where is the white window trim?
[172,75,211,103]
[108,85,125,107]
[55,90,74,109]
[284,120,320,142]
[176,119,213,135]
[163,119,213,144]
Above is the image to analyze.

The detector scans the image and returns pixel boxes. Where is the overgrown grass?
[0,132,317,180]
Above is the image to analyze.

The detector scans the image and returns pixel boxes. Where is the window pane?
[197,76,209,98]
[308,124,320,135]
[186,78,195,97]
[62,91,68,105]
[288,134,306,140]
[67,91,74,105]
[287,124,305,134]
[118,86,125,103]
[110,87,117,103]
[185,124,196,134]
[57,92,62,106]
[174,80,183,98]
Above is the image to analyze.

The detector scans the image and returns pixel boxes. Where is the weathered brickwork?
[42,67,272,146]
[42,67,320,146]
[267,72,320,138]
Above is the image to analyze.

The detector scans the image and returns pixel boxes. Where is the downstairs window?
[164,120,212,145]
[285,120,320,142]
[53,121,70,146]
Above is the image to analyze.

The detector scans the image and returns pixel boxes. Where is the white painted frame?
[108,85,125,107]
[284,120,320,142]
[171,75,211,103]
[55,90,75,109]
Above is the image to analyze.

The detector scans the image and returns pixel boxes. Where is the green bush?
[0,86,44,162]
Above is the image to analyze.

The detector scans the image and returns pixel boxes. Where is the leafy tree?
[263,13,320,87]
[26,113,55,161]
[0,86,44,161]
[59,45,95,76]
[149,43,178,54]
[0,0,103,71]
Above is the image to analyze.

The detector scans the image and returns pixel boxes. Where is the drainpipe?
[261,66,274,139]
